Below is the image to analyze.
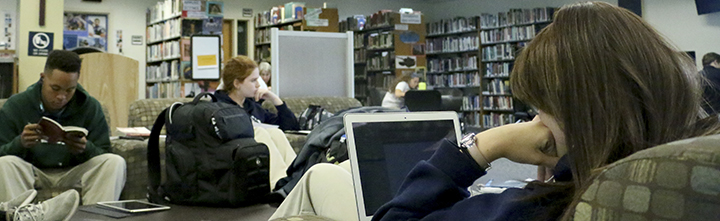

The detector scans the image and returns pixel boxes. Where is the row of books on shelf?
[146,0,181,24]
[367,74,395,89]
[427,16,478,36]
[146,60,191,82]
[483,96,514,110]
[367,32,393,49]
[365,10,398,30]
[147,18,181,43]
[146,82,208,99]
[255,2,305,27]
[353,32,365,48]
[354,49,367,63]
[461,112,516,128]
[340,15,367,32]
[428,72,481,88]
[146,82,183,99]
[484,79,511,94]
[367,51,394,71]
[462,95,482,111]
[485,62,513,78]
[255,28,271,44]
[479,7,555,29]
[480,25,538,44]
[147,41,181,62]
[254,2,306,27]
[427,55,478,73]
[481,42,527,61]
[482,113,516,128]
[354,80,368,97]
[426,36,479,54]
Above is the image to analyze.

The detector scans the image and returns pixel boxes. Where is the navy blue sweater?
[373,139,573,221]
[214,90,300,131]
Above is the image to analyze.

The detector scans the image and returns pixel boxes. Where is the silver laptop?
[343,111,461,221]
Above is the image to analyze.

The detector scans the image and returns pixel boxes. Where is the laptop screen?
[351,119,457,216]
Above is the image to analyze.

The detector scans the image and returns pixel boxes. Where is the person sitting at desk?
[381,73,420,109]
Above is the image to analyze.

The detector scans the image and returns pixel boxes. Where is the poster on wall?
[2,11,16,50]
[63,12,108,51]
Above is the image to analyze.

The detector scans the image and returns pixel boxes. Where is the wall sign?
[131,35,143,45]
[28,31,53,56]
[243,8,253,17]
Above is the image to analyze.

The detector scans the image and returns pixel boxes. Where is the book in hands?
[38,116,89,144]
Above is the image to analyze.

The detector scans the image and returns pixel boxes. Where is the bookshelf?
[477,7,555,129]
[145,0,223,99]
[344,11,426,105]
[254,7,339,62]
[425,16,482,129]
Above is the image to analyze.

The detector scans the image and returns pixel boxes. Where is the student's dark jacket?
[702,66,720,115]
[373,139,573,221]
[0,80,111,168]
[214,90,300,131]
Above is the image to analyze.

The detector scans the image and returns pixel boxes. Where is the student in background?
[0,50,127,219]
[381,73,420,109]
[272,2,720,220]
[214,55,299,188]
[259,61,272,89]
[215,56,299,131]
[701,52,720,115]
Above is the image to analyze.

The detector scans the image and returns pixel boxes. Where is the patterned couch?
[1,96,361,201]
[119,96,361,200]
[573,133,720,220]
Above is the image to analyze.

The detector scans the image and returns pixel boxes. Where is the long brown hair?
[510,1,720,218]
[221,55,257,93]
[388,74,412,93]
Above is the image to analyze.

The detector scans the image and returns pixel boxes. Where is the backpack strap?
[147,107,168,203]
[192,92,217,105]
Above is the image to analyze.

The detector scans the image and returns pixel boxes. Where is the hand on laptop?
[472,116,560,169]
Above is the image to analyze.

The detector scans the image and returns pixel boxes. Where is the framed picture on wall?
[63,12,108,51]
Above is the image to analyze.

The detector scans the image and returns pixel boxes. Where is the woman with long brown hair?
[373,2,720,220]
[381,73,420,109]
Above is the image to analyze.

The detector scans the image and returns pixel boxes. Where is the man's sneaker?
[11,189,79,221]
[0,190,38,220]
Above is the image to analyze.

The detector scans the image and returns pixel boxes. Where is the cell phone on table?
[96,200,170,213]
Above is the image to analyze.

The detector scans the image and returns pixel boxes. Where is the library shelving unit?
[346,11,426,105]
[254,7,339,62]
[477,7,555,129]
[145,0,224,98]
[425,16,482,128]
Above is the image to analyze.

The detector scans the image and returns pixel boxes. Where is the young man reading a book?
[0,50,126,218]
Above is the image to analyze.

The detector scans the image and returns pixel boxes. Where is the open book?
[38,116,89,144]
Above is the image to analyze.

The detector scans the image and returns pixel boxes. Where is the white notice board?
[191,35,221,80]
[271,29,354,97]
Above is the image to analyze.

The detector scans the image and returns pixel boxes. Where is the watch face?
[460,133,475,149]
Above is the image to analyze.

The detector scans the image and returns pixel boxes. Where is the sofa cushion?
[574,134,720,220]
[262,96,362,117]
[128,98,193,128]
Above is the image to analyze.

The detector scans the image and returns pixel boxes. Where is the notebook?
[343,111,461,221]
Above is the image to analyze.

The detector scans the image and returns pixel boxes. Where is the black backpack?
[147,93,270,207]
[297,105,335,130]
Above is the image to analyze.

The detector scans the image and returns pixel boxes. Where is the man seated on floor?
[0,50,126,209]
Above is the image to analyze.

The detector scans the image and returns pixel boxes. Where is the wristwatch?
[460,133,492,171]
